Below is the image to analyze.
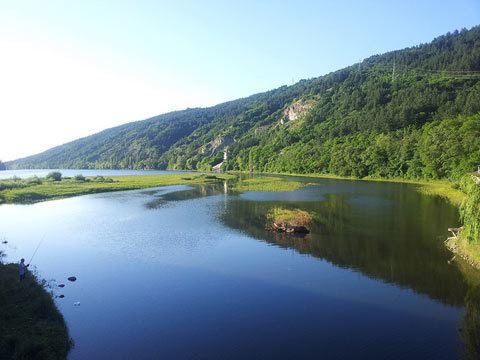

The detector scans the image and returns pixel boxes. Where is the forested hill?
[8,26,480,180]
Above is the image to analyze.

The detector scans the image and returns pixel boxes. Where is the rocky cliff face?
[279,99,314,125]
[200,135,234,156]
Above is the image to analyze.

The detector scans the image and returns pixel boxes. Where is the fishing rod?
[28,234,47,265]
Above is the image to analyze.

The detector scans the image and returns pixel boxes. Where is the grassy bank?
[446,175,480,270]
[0,259,71,359]
[1,170,466,205]
[446,237,480,270]
[263,172,467,206]
[231,176,306,192]
[0,173,234,204]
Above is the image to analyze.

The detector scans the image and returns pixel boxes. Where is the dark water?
[1,176,479,359]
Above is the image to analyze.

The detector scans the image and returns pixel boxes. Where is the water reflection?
[144,183,227,209]
[140,180,468,307]
[221,186,466,306]
[2,177,479,359]
[140,180,480,357]
[463,284,480,360]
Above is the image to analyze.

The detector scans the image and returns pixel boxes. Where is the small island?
[267,207,313,235]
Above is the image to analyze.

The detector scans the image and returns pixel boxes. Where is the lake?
[0,169,188,179]
[1,172,478,359]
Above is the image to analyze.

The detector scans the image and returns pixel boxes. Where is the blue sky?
[0,0,479,160]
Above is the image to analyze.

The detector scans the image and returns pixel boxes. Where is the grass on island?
[267,207,314,227]
[231,176,306,192]
[0,258,71,359]
[0,173,234,204]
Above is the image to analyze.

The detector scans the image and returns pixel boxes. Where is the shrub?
[26,176,42,185]
[460,176,480,243]
[74,174,86,182]
[46,172,62,182]
[92,176,113,183]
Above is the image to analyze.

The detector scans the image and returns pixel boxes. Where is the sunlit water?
[1,174,478,359]
[0,169,189,179]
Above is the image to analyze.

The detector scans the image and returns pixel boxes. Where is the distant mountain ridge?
[8,26,480,180]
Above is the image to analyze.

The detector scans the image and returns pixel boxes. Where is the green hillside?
[8,26,480,181]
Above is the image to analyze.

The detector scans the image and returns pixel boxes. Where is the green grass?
[259,172,466,206]
[0,260,71,359]
[231,176,306,192]
[0,173,234,204]
[267,207,314,227]
[446,236,480,273]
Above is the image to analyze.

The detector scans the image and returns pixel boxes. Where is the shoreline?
[0,260,71,359]
[446,237,480,271]
[232,171,480,270]
[1,169,466,206]
[229,171,466,206]
[0,173,234,205]
[2,169,478,270]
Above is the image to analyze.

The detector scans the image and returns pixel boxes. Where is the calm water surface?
[0,168,188,179]
[1,175,479,359]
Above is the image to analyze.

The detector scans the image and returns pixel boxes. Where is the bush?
[92,176,113,183]
[460,176,480,243]
[26,176,42,185]
[74,174,86,182]
[46,172,62,182]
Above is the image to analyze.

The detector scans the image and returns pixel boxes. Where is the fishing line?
[28,234,46,264]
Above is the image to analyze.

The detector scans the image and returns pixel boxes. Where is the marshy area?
[0,172,234,204]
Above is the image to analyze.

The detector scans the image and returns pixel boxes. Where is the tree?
[46,171,62,181]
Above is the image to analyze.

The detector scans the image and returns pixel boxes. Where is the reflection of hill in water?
[145,181,468,307]
[145,180,480,357]
[144,183,228,209]
[220,186,467,307]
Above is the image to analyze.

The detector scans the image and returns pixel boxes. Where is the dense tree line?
[8,26,480,183]
[160,27,480,180]
[220,113,480,180]
[0,161,5,171]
